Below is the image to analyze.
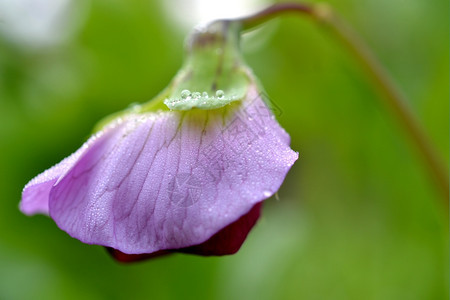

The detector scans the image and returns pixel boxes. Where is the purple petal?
[21,155,78,216]
[179,202,262,256]
[107,202,262,262]
[20,124,122,215]
[47,86,298,254]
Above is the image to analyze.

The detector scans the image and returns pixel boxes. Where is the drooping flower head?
[20,20,298,262]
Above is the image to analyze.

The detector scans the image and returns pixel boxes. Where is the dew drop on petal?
[216,90,224,99]
[181,89,191,99]
[263,190,272,197]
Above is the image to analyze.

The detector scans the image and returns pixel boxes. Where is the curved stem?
[236,3,449,210]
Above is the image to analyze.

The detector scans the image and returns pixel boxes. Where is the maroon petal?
[178,202,262,256]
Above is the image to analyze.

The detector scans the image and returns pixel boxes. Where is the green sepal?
[146,20,252,111]
[93,20,253,132]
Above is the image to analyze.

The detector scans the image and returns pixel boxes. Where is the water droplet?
[181,89,191,99]
[192,92,201,99]
[216,90,224,99]
[202,92,209,98]
[263,190,272,197]
[130,103,141,113]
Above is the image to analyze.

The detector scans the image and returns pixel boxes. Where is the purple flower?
[20,85,297,261]
[20,20,298,262]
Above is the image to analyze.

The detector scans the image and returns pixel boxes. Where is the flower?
[20,20,298,262]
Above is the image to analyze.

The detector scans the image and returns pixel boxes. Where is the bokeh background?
[0,0,448,299]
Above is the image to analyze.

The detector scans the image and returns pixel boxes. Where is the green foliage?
[0,0,447,299]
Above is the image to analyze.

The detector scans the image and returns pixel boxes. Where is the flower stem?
[236,3,449,211]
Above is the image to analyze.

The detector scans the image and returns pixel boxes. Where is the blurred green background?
[0,0,448,299]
